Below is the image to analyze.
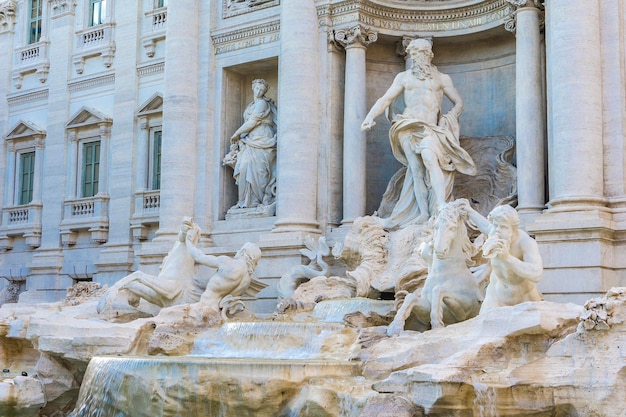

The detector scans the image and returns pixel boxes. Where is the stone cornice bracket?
[504,0,545,33]
[48,0,77,17]
[0,0,17,33]
[333,25,378,49]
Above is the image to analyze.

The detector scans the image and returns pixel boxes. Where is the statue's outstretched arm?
[185,234,221,269]
[362,73,405,130]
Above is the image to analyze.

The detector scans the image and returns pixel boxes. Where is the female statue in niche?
[224,79,278,214]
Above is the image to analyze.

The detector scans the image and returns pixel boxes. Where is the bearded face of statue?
[410,49,433,80]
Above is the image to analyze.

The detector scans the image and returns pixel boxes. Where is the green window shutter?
[82,141,100,197]
[18,152,35,205]
[152,130,162,190]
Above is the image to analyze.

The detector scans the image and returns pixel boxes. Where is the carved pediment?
[4,120,46,141]
[66,106,112,129]
[136,92,163,117]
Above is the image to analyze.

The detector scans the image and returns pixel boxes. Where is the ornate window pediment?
[66,106,112,129]
[136,92,163,117]
[5,120,46,142]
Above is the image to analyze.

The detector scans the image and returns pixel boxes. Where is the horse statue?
[387,199,487,334]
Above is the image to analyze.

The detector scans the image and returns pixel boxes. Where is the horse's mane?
[435,200,477,267]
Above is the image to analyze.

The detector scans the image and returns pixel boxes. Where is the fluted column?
[334,25,377,225]
[544,0,604,210]
[273,0,321,233]
[157,0,199,237]
[506,0,546,214]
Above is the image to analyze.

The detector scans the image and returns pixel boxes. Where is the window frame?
[27,0,43,44]
[149,128,162,191]
[17,150,36,206]
[89,0,108,26]
[80,139,101,198]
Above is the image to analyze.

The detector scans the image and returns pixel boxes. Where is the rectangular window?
[156,0,167,7]
[18,152,35,205]
[89,0,107,26]
[82,141,100,197]
[28,0,43,44]
[151,130,162,190]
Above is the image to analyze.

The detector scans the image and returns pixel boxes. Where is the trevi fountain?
[1,0,625,416]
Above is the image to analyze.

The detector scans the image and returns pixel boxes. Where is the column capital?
[0,0,16,34]
[504,0,544,33]
[333,25,378,49]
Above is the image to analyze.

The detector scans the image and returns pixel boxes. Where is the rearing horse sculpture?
[387,199,486,334]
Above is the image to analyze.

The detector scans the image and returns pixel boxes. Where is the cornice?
[7,89,49,106]
[318,0,512,37]
[211,20,280,54]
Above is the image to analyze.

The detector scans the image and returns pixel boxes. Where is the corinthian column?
[544,0,604,210]
[157,0,199,238]
[334,25,377,225]
[505,0,546,216]
[273,0,321,234]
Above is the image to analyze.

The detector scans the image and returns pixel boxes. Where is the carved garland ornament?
[48,0,77,16]
[0,0,16,32]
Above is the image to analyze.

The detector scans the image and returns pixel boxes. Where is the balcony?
[130,190,160,240]
[60,196,109,244]
[12,41,50,89]
[141,7,167,58]
[73,23,116,73]
[0,203,43,249]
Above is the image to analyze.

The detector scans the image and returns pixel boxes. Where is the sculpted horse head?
[432,200,476,267]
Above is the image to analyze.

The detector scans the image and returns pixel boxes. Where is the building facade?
[0,0,624,311]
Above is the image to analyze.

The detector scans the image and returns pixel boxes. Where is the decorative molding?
[503,0,545,33]
[137,61,165,77]
[68,73,115,93]
[7,89,49,106]
[211,20,279,54]
[12,41,50,88]
[4,120,46,142]
[318,0,513,37]
[73,23,116,73]
[66,106,112,130]
[0,0,16,33]
[142,8,166,57]
[222,0,279,19]
[48,0,77,18]
[137,92,163,117]
[333,25,378,49]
